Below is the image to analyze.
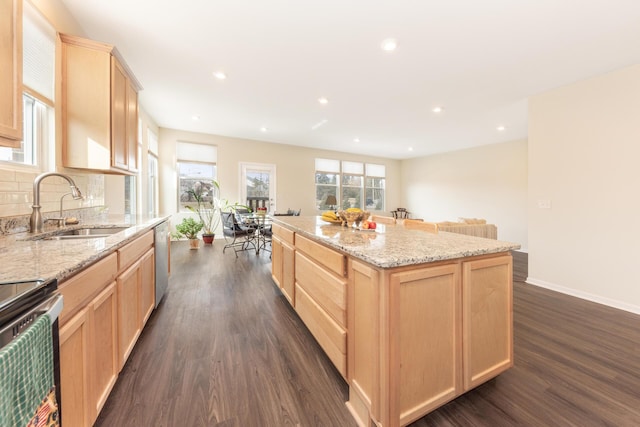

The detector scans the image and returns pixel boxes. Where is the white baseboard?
[526,277,640,316]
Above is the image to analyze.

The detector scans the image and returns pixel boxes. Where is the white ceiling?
[59,0,640,159]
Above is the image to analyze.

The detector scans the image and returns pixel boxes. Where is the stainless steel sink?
[24,226,131,241]
[56,227,130,236]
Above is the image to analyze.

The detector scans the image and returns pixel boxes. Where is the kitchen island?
[270,216,520,427]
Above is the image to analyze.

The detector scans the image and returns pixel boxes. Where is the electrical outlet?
[537,199,552,209]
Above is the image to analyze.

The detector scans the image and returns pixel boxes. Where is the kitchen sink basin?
[25,226,131,241]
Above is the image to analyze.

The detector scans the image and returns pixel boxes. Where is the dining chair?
[221,212,257,257]
[370,215,396,225]
[403,218,439,233]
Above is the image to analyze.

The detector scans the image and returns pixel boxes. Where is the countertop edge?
[273,216,521,269]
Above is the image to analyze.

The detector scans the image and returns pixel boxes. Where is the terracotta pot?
[202,234,215,245]
[189,238,200,249]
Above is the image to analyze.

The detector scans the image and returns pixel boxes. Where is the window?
[315,158,386,211]
[0,3,55,169]
[148,129,159,216]
[177,142,217,210]
[365,163,386,210]
[315,158,340,210]
[341,161,364,209]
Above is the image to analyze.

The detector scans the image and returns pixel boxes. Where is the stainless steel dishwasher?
[154,220,170,307]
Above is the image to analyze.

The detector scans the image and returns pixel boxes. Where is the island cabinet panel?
[271,235,283,287]
[295,234,345,277]
[295,251,347,327]
[295,284,347,378]
[346,259,381,426]
[271,225,295,305]
[272,216,516,427]
[462,255,513,390]
[390,264,462,426]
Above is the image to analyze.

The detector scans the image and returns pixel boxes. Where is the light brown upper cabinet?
[59,33,142,174]
[0,0,23,148]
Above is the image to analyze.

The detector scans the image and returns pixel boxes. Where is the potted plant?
[185,183,221,245]
[175,217,204,249]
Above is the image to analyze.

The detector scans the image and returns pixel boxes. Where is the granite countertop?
[0,214,170,284]
[273,216,521,269]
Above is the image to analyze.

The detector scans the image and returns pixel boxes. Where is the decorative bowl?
[337,209,369,228]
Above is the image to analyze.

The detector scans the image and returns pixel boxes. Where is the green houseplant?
[185,183,221,245]
[175,217,204,249]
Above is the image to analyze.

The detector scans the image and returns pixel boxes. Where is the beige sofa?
[436,218,497,239]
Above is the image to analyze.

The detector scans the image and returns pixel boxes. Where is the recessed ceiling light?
[381,38,398,51]
[408,146,414,152]
[192,115,200,121]
[432,106,443,114]
[260,127,268,132]
[354,138,360,143]
[497,125,506,131]
[213,71,227,80]
[318,97,329,105]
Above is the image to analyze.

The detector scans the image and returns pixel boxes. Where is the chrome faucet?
[30,172,84,233]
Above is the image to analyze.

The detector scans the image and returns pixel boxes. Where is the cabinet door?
[126,79,138,172]
[60,34,112,171]
[271,235,283,287]
[111,57,128,171]
[281,240,295,305]
[139,248,155,325]
[117,261,141,370]
[60,307,91,427]
[90,282,118,423]
[462,255,513,390]
[389,264,462,426]
[0,0,22,146]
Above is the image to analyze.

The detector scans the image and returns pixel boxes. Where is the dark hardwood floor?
[96,244,640,427]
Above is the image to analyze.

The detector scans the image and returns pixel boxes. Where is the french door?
[240,162,276,213]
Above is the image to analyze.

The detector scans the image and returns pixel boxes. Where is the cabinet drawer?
[295,251,346,327]
[272,223,294,245]
[295,234,345,277]
[295,284,346,378]
[59,252,118,325]
[118,230,153,271]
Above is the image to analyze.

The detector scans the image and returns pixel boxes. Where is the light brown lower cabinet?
[59,231,156,426]
[270,224,513,427]
[116,260,142,370]
[117,234,154,370]
[89,282,119,418]
[59,306,91,427]
[271,224,295,305]
[59,282,119,426]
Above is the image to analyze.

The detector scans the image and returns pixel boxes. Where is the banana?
[322,210,338,220]
[346,207,362,213]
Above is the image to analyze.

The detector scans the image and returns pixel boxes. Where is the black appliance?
[0,278,63,423]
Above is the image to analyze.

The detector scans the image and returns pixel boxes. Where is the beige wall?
[158,128,402,232]
[528,63,640,314]
[400,140,528,248]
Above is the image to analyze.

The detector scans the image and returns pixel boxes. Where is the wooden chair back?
[370,215,396,225]
[404,219,439,233]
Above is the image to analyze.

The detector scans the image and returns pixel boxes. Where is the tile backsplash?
[0,168,105,233]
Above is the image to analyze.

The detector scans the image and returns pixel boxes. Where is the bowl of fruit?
[337,208,369,228]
